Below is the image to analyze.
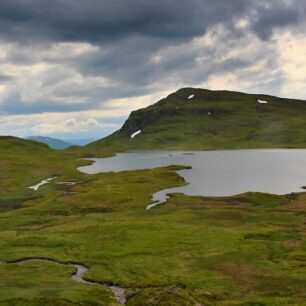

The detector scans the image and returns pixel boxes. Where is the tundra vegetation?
[0,88,306,305]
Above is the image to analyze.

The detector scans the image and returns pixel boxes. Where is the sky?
[0,0,305,140]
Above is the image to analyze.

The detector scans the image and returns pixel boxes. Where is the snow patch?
[187,94,194,100]
[258,99,268,104]
[28,177,56,191]
[130,130,141,139]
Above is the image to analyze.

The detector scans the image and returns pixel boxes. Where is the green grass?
[0,261,115,305]
[0,137,74,193]
[0,136,306,305]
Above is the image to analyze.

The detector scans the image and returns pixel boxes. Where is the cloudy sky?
[0,0,305,140]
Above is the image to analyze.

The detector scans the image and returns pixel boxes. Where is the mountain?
[27,136,73,150]
[87,87,306,151]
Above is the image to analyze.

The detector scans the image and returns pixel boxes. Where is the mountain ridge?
[86,87,306,152]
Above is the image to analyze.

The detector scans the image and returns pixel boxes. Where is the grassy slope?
[0,136,97,212]
[0,137,305,305]
[87,88,306,152]
[0,136,76,193]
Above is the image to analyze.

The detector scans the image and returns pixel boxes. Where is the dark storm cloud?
[251,5,299,40]
[0,0,242,43]
[0,0,303,45]
[0,0,301,85]
[0,0,305,117]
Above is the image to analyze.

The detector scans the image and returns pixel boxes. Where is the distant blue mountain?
[27,136,73,150]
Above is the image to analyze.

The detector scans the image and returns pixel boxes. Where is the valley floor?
[0,141,305,305]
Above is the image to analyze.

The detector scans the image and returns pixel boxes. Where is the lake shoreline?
[78,149,306,210]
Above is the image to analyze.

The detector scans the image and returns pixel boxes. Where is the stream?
[0,258,126,304]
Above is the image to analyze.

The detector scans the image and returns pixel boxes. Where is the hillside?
[28,136,73,150]
[87,88,306,151]
[0,136,86,198]
[0,136,51,154]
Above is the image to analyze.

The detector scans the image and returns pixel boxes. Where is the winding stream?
[0,258,126,304]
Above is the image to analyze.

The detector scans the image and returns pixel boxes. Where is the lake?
[78,149,306,208]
